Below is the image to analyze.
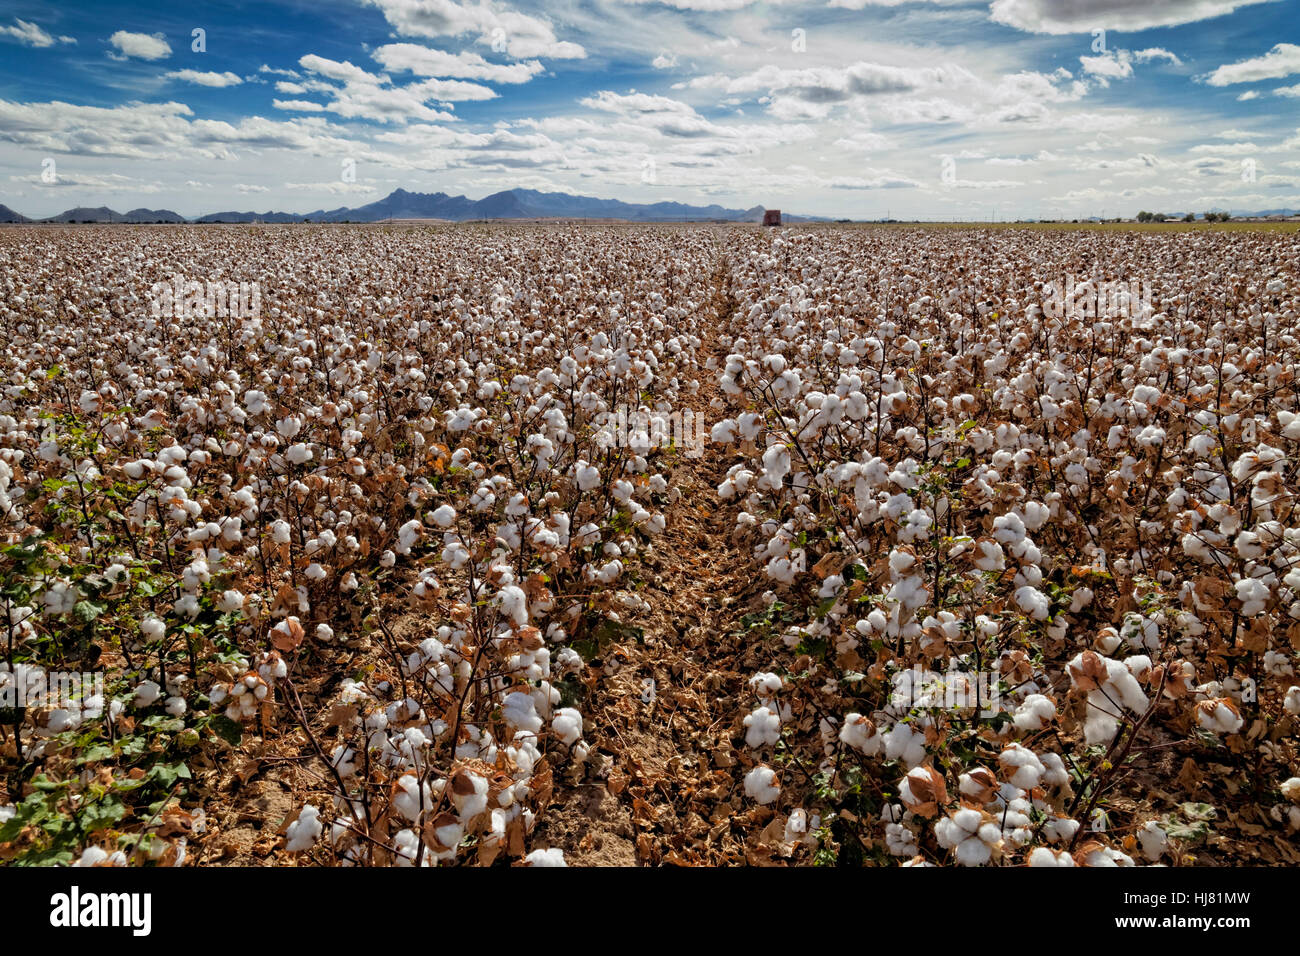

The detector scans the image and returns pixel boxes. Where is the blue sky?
[1,0,1297,218]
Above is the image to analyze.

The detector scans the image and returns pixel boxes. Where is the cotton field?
[1,222,1298,867]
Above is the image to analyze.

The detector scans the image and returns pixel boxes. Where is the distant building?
[763,209,781,227]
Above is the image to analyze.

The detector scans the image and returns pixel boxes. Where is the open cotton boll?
[748,672,783,698]
[1028,846,1076,866]
[497,585,529,626]
[1195,697,1244,734]
[899,765,947,817]
[882,723,927,768]
[141,615,165,641]
[998,744,1045,789]
[744,764,780,804]
[1234,577,1270,616]
[525,847,567,866]
[430,504,456,528]
[1137,820,1167,861]
[1080,846,1135,867]
[1013,694,1056,731]
[839,713,882,755]
[503,691,544,734]
[552,707,583,745]
[285,805,322,852]
[1286,687,1300,716]
[743,705,781,748]
[392,774,433,822]
[450,771,489,820]
[133,680,162,708]
[1014,585,1051,621]
[575,460,600,491]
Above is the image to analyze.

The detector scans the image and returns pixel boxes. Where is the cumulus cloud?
[108,30,171,61]
[166,70,244,87]
[1205,43,1300,86]
[360,0,585,59]
[0,19,74,47]
[372,43,543,83]
[1080,52,1134,81]
[990,0,1271,34]
[290,54,466,122]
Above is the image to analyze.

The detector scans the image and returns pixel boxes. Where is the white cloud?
[1275,83,1300,97]
[990,0,1271,35]
[166,70,243,87]
[1205,43,1300,85]
[291,54,463,121]
[361,0,585,60]
[0,19,74,47]
[235,183,269,193]
[652,52,678,70]
[372,43,543,83]
[1080,52,1134,82]
[107,30,171,61]
[273,99,327,112]
[1134,48,1182,65]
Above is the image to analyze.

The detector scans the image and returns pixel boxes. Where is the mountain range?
[2,190,1295,224]
[0,187,823,224]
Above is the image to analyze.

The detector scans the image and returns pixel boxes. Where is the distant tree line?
[1136,210,1231,223]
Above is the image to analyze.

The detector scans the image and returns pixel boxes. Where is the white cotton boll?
[497,585,528,625]
[745,764,781,804]
[1094,627,1122,655]
[164,696,187,717]
[141,615,165,641]
[1028,847,1076,867]
[1013,694,1056,732]
[503,691,544,734]
[451,771,489,820]
[1137,820,1168,861]
[839,713,881,755]
[1234,577,1270,616]
[885,822,918,856]
[1195,698,1243,735]
[882,723,927,768]
[133,680,162,708]
[431,504,456,528]
[1285,686,1300,716]
[749,672,783,697]
[392,774,433,822]
[973,539,1005,572]
[285,805,322,852]
[575,461,600,491]
[552,707,583,745]
[218,589,244,614]
[1014,585,1051,621]
[744,706,781,748]
[286,443,312,465]
[1125,655,1152,681]
[525,847,568,867]
[998,744,1045,790]
[1281,778,1300,803]
[1082,846,1135,867]
[330,745,357,778]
